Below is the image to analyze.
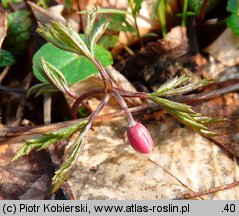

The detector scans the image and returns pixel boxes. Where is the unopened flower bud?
[127,122,154,154]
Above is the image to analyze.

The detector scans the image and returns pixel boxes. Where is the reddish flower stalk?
[112,90,154,154]
[71,88,105,119]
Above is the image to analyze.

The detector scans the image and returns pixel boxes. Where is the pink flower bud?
[127,122,154,154]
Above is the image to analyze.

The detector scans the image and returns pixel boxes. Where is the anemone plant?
[12,7,219,193]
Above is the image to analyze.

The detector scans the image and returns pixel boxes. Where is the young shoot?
[13,7,220,193]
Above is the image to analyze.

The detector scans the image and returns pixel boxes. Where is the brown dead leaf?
[0,10,8,48]
[113,0,180,53]
[194,92,239,158]
[28,1,66,25]
[140,26,188,58]
[0,142,53,199]
[19,174,51,200]
[205,28,239,67]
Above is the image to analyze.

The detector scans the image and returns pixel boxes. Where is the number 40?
[224,204,235,212]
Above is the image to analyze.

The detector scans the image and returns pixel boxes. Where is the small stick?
[0,85,26,95]
[183,180,239,199]
[44,94,52,124]
[10,73,33,127]
[0,66,11,83]
[205,137,239,159]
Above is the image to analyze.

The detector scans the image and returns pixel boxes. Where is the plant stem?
[159,0,167,37]
[181,0,189,27]
[199,0,209,24]
[72,94,110,155]
[91,57,113,91]
[78,8,132,16]
[114,87,149,99]
[112,90,136,126]
[133,15,144,48]
[71,88,105,119]
[87,94,110,128]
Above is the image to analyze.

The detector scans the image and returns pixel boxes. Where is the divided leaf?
[88,18,110,54]
[51,124,88,193]
[27,83,58,97]
[12,119,88,162]
[85,7,97,48]
[150,75,218,137]
[152,75,190,96]
[35,57,75,96]
[36,21,92,58]
[152,75,214,97]
[84,7,110,54]
[150,96,218,136]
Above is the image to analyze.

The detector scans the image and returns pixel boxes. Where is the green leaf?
[78,8,131,16]
[109,14,135,33]
[152,75,190,96]
[51,139,83,193]
[51,124,88,193]
[33,42,113,85]
[36,57,73,94]
[88,18,110,54]
[154,79,214,97]
[63,0,73,11]
[0,49,15,67]
[227,13,239,35]
[36,0,49,8]
[27,83,58,97]
[2,0,23,8]
[150,95,218,137]
[227,0,239,13]
[133,0,143,16]
[149,75,218,137]
[177,11,196,17]
[3,11,31,54]
[84,8,110,54]
[99,35,118,49]
[151,97,196,114]
[36,21,93,59]
[85,6,97,47]
[188,0,220,16]
[12,119,88,162]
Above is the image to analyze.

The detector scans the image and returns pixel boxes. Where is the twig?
[205,137,239,159]
[0,85,26,95]
[0,66,11,83]
[183,180,239,199]
[44,94,52,124]
[0,104,154,140]
[10,73,33,127]
[145,156,204,200]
